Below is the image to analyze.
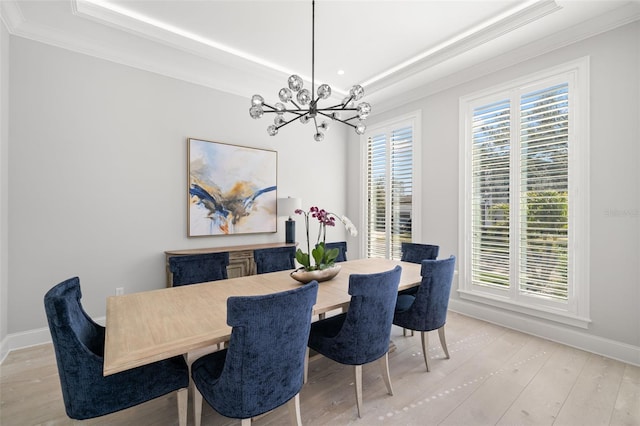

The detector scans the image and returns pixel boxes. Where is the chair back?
[44,277,106,418]
[395,256,456,331]
[45,278,190,421]
[169,252,229,286]
[325,241,348,262]
[210,282,318,419]
[401,242,440,264]
[253,245,296,274]
[332,266,402,365]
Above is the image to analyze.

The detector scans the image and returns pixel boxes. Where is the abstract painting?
[188,138,277,237]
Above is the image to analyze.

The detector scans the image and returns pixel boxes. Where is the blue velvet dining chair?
[191,281,318,426]
[44,277,189,424]
[253,245,296,274]
[325,241,348,262]
[393,256,456,372]
[398,243,441,327]
[169,252,230,286]
[306,266,402,418]
[401,242,440,264]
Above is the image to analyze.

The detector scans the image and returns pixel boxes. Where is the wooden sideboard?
[164,242,297,286]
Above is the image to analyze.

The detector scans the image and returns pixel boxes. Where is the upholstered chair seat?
[191,281,318,426]
[393,256,456,371]
[44,277,189,423]
[307,266,402,418]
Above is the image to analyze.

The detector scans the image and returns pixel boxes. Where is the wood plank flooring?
[1,312,638,425]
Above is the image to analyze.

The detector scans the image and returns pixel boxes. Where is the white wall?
[351,22,640,365]
[0,13,10,360]
[4,36,348,346]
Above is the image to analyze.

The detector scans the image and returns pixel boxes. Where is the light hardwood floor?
[1,312,638,425]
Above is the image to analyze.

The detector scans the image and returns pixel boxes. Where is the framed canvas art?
[188,138,277,237]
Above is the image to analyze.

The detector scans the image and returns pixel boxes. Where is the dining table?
[104,258,422,376]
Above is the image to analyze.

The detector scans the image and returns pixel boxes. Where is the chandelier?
[249,0,371,141]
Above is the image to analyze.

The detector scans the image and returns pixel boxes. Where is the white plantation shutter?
[365,121,415,260]
[390,126,413,259]
[471,98,512,289]
[461,56,591,329]
[519,83,569,300]
[470,83,570,301]
[367,132,387,258]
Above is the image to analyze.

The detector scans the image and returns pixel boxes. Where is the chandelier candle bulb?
[248,0,370,140]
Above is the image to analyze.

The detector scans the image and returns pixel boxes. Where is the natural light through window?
[459,59,590,328]
[361,113,421,260]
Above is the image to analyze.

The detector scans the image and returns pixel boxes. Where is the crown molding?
[363,0,562,96]
[71,0,349,97]
[373,1,640,115]
[0,1,25,34]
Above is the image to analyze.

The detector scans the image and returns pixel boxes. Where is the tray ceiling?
[2,1,639,109]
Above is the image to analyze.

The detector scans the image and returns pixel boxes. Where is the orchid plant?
[294,206,358,271]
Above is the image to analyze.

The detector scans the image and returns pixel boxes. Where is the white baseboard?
[0,316,106,365]
[449,299,640,367]
[2,326,51,362]
[0,335,8,364]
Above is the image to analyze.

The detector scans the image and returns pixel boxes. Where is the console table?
[164,242,297,286]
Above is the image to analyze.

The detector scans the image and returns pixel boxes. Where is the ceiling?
[2,1,639,110]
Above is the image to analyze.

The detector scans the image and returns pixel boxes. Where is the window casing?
[459,58,590,328]
[361,112,421,260]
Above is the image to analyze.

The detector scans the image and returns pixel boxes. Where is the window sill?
[457,289,591,329]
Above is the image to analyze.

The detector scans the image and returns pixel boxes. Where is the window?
[459,59,590,327]
[361,112,421,260]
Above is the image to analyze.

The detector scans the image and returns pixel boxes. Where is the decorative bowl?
[290,264,341,284]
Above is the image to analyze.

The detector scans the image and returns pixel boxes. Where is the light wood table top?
[104,258,421,376]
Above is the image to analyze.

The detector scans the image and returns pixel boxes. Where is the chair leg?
[177,388,188,426]
[287,393,302,426]
[193,386,203,426]
[378,352,393,396]
[402,328,414,337]
[354,365,363,418]
[421,331,430,372]
[438,326,450,359]
[304,347,310,384]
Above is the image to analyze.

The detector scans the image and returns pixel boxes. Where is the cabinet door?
[227,250,255,278]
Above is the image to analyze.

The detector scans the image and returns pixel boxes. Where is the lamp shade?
[278,197,302,218]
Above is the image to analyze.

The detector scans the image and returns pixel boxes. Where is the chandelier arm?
[276,114,307,130]
[261,108,307,116]
[263,102,306,117]
[317,102,351,110]
[318,105,358,111]
[317,111,357,129]
[341,115,361,123]
[340,96,355,109]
